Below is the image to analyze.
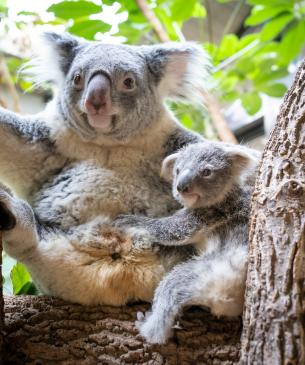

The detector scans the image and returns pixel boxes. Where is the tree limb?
[135,0,237,144]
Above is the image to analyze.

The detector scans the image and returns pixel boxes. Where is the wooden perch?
[4,296,241,364]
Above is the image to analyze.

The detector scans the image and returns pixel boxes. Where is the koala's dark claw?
[0,201,16,230]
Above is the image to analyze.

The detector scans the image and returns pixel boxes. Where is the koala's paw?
[136,311,170,345]
[0,187,16,231]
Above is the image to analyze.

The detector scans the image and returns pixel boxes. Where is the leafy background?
[1,0,305,294]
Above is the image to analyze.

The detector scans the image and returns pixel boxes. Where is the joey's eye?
[176,168,180,175]
[202,168,212,177]
[73,73,83,89]
[122,76,136,91]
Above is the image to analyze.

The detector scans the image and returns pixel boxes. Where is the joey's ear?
[144,43,210,104]
[161,153,179,182]
[24,32,82,86]
[225,146,259,171]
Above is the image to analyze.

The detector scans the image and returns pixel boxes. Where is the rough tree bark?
[240,61,305,363]
[4,296,241,364]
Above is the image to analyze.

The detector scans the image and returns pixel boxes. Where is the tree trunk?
[4,296,241,364]
[240,61,305,363]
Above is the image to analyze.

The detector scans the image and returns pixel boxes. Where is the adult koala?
[0,32,208,305]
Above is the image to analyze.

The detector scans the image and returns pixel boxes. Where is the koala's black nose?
[85,73,111,114]
[177,170,192,194]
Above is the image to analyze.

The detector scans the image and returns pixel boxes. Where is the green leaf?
[241,91,262,115]
[47,1,102,20]
[17,11,39,16]
[253,66,288,85]
[248,0,292,6]
[69,19,111,39]
[260,13,293,41]
[246,5,291,26]
[216,34,239,61]
[192,3,206,18]
[11,262,31,295]
[279,20,305,65]
[258,83,287,97]
[170,0,197,21]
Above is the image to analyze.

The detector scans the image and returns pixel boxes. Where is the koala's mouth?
[180,192,201,208]
[86,113,116,131]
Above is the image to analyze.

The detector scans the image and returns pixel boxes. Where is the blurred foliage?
[1,0,305,294]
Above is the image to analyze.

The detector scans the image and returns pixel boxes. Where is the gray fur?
[115,142,259,344]
[0,33,208,306]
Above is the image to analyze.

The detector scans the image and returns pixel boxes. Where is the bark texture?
[240,60,305,364]
[4,296,241,365]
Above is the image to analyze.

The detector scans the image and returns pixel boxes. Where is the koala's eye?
[176,168,180,175]
[202,168,212,177]
[120,75,136,91]
[73,73,83,90]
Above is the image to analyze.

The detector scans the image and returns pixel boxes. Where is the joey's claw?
[136,311,169,344]
[136,311,145,322]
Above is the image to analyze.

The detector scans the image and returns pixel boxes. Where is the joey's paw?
[0,189,16,230]
[128,228,155,250]
[136,311,170,344]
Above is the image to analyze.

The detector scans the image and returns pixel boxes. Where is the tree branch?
[0,56,20,113]
[135,0,237,144]
[135,0,169,43]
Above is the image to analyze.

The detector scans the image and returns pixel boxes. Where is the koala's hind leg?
[137,245,247,344]
[0,185,40,260]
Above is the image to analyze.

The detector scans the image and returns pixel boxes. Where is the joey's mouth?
[179,191,201,208]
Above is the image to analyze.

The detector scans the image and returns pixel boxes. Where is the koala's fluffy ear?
[161,153,179,182]
[225,145,259,171]
[25,32,82,86]
[144,43,210,104]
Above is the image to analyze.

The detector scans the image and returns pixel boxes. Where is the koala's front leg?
[0,107,57,190]
[114,209,204,247]
[0,185,40,260]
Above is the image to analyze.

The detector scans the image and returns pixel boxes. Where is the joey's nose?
[85,73,111,114]
[177,170,193,194]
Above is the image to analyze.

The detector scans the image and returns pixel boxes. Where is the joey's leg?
[136,259,200,344]
[137,245,247,344]
[0,185,40,260]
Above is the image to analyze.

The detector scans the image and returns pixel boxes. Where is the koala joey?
[0,32,210,305]
[114,141,260,344]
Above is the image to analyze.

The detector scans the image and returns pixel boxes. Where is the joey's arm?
[115,209,211,247]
